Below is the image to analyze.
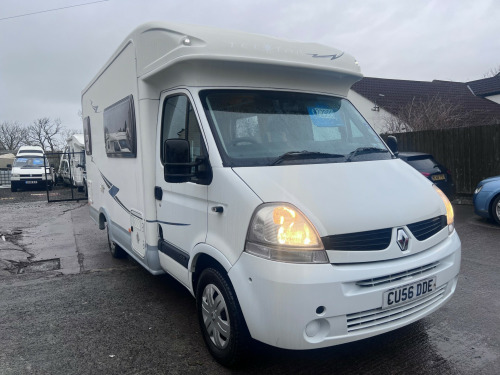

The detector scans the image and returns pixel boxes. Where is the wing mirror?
[386,135,399,156]
[163,139,211,184]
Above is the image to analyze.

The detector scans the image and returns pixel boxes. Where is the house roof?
[467,74,500,97]
[351,77,500,125]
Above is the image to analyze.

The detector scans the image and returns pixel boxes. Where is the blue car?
[473,175,500,225]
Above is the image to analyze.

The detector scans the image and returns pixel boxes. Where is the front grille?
[356,261,440,287]
[20,174,42,178]
[407,216,447,241]
[322,228,392,251]
[346,284,447,333]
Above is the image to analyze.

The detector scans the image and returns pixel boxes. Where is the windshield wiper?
[345,147,389,162]
[271,151,345,165]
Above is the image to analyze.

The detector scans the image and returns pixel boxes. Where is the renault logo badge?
[397,228,409,251]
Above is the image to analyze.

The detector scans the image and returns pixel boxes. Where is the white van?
[57,134,86,191]
[10,146,53,192]
[82,22,461,366]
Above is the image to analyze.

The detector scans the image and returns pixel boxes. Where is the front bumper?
[473,192,491,218]
[228,231,461,350]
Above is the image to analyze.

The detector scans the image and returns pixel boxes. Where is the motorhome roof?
[67,134,84,147]
[83,22,362,95]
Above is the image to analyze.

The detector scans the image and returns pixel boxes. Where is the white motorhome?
[82,22,461,366]
[57,134,86,191]
[10,146,53,192]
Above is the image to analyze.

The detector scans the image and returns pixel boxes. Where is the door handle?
[154,186,163,201]
[211,206,223,213]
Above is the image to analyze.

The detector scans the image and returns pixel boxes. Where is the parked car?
[473,175,500,224]
[398,152,455,199]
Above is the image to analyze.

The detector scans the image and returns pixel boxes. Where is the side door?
[156,91,209,286]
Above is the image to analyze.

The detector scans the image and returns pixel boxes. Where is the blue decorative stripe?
[99,172,189,226]
[100,172,112,188]
[108,185,119,197]
[114,196,130,215]
[100,171,129,214]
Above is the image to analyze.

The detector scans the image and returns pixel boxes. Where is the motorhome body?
[57,134,86,190]
[10,146,53,192]
[82,22,460,365]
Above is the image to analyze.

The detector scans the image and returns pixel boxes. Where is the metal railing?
[0,169,11,186]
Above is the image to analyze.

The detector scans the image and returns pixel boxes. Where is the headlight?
[433,185,454,234]
[245,203,328,264]
[11,173,20,178]
[474,185,483,195]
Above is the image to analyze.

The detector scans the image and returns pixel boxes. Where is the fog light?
[305,320,321,337]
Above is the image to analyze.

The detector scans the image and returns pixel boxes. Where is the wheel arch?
[488,192,500,221]
[98,207,110,230]
[189,244,233,296]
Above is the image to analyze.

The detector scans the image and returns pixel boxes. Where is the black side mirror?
[7,164,12,169]
[163,139,192,183]
[386,135,399,156]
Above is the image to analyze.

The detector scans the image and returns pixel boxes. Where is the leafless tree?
[27,118,64,152]
[483,65,500,78]
[0,121,29,151]
[382,95,477,133]
[60,127,79,143]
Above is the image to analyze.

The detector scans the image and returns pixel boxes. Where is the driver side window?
[161,95,205,162]
[161,95,209,183]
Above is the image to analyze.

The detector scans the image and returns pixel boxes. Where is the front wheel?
[491,195,500,225]
[196,267,250,367]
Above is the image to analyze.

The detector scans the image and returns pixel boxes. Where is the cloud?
[0,0,498,127]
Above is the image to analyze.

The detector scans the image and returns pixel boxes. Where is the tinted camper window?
[83,116,92,155]
[103,95,137,157]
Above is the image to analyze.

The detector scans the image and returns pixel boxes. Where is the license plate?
[25,181,38,184]
[431,174,445,181]
[383,277,436,308]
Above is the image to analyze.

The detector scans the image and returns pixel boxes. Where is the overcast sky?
[1,0,499,131]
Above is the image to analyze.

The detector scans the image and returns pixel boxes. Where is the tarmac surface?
[0,186,499,374]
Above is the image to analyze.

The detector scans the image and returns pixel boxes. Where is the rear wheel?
[106,221,127,258]
[491,195,500,225]
[196,267,250,367]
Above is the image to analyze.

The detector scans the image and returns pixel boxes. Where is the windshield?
[200,90,391,167]
[13,156,48,168]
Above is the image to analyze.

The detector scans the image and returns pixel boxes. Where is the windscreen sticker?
[307,104,344,127]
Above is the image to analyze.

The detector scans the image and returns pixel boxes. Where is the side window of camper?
[103,95,137,158]
[83,117,92,155]
[161,95,206,164]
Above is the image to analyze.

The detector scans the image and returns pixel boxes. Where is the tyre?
[106,221,127,258]
[196,267,250,367]
[491,195,500,225]
[10,184,17,192]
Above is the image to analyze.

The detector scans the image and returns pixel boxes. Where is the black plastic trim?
[158,239,189,268]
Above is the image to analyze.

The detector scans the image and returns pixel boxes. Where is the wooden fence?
[384,124,500,195]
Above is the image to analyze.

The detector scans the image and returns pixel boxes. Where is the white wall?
[347,90,397,134]
[485,94,500,104]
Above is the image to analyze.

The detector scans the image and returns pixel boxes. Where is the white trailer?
[82,22,460,366]
[57,134,86,190]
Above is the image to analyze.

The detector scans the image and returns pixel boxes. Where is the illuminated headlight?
[433,186,454,234]
[474,185,483,195]
[245,203,328,264]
